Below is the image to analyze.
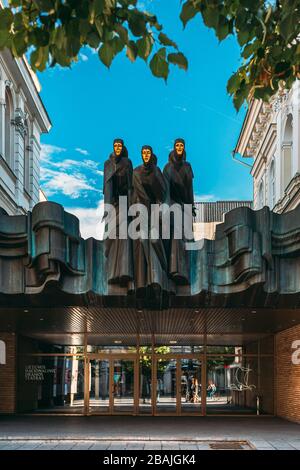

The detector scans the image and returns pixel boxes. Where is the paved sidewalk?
[0,440,254,451]
[0,416,299,450]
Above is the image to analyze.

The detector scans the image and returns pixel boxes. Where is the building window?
[282,114,293,192]
[269,159,276,209]
[259,179,265,209]
[4,87,13,167]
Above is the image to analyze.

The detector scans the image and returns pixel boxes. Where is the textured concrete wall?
[276,324,300,423]
[0,332,16,413]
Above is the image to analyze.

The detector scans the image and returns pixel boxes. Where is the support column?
[30,125,42,209]
[0,78,5,158]
[13,104,26,213]
[292,81,300,176]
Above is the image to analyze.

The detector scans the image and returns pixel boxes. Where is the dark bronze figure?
[163,138,194,285]
[132,146,169,292]
[103,138,134,285]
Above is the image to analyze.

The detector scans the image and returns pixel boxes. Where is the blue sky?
[38,0,253,238]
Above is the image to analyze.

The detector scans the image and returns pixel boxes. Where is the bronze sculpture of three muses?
[103,138,195,297]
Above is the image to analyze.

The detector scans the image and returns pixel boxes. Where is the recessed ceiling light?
[39,318,44,321]
[251,310,257,314]
[24,309,29,313]
[114,340,122,344]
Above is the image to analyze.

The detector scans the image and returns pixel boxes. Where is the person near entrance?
[207,379,217,399]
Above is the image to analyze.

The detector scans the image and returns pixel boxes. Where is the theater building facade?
[0,199,300,422]
[0,46,300,423]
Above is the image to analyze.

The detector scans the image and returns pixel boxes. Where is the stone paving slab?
[250,440,275,450]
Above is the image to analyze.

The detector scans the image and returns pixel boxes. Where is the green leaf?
[52,27,65,49]
[128,10,147,37]
[95,18,103,38]
[114,24,129,44]
[137,35,152,61]
[111,36,124,55]
[202,8,219,30]
[51,45,72,67]
[233,91,245,112]
[167,52,188,70]
[33,28,50,47]
[79,19,91,39]
[98,41,114,67]
[237,29,250,47]
[0,31,11,49]
[126,41,137,62]
[33,0,54,11]
[279,13,295,41]
[30,46,49,71]
[66,36,81,58]
[150,47,169,81]
[12,31,28,56]
[0,8,14,31]
[227,72,241,95]
[158,32,177,50]
[86,31,101,48]
[180,1,198,28]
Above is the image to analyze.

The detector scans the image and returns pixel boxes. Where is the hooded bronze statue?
[103,138,134,285]
[163,138,195,285]
[132,146,169,292]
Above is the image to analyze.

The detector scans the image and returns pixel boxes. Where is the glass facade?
[17,334,275,416]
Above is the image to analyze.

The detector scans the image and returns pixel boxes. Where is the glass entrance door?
[88,355,137,415]
[112,359,135,413]
[154,355,204,416]
[180,358,202,414]
[88,354,205,415]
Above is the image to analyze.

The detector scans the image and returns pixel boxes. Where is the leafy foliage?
[180,0,300,110]
[0,0,184,82]
[0,0,299,109]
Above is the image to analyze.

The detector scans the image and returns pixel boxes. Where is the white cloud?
[76,147,89,156]
[194,194,216,202]
[40,143,103,199]
[40,144,66,160]
[66,199,105,240]
[41,167,102,199]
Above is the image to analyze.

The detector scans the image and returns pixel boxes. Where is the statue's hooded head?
[174,138,186,160]
[113,138,127,159]
[141,145,157,167]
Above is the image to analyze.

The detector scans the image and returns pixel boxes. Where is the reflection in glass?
[156,358,176,413]
[113,360,134,413]
[206,356,258,415]
[139,355,152,414]
[18,355,84,413]
[181,359,202,413]
[89,359,110,413]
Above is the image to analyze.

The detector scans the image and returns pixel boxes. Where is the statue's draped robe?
[132,162,169,291]
[103,150,133,284]
[163,151,194,284]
